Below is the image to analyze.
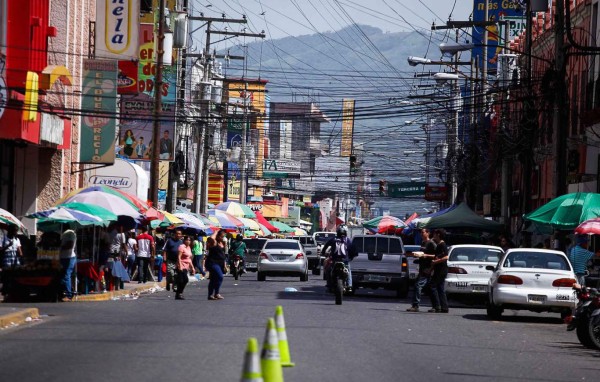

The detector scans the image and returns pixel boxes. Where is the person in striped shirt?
[568,235,597,286]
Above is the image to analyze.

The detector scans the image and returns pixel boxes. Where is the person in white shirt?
[125,231,138,279]
[59,229,77,301]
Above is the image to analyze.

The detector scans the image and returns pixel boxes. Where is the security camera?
[439,42,474,57]
[407,56,432,66]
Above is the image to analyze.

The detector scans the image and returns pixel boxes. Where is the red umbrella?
[574,218,600,235]
[254,211,279,233]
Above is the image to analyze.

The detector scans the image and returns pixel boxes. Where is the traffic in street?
[1,272,599,382]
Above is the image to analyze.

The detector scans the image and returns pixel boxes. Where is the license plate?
[246,262,257,268]
[454,282,468,288]
[364,275,386,282]
[275,256,288,261]
[472,285,487,293]
[528,295,546,304]
[556,294,571,301]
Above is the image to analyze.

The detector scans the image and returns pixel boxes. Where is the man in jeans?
[59,229,77,301]
[162,229,183,291]
[135,226,155,284]
[406,229,436,312]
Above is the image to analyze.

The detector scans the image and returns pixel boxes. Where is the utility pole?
[239,81,249,204]
[554,0,568,197]
[150,0,166,207]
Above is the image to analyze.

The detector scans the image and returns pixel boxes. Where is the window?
[388,238,403,254]
[265,241,300,250]
[364,237,376,253]
[351,237,364,252]
[375,237,389,253]
[503,251,571,270]
[449,247,503,262]
[244,239,267,250]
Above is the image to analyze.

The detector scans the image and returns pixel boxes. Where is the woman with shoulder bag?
[205,230,227,300]
[175,235,195,300]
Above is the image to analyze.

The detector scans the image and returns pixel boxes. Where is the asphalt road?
[1,273,599,382]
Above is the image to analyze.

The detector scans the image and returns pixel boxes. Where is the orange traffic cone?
[241,337,263,382]
[274,306,295,367]
[261,318,284,382]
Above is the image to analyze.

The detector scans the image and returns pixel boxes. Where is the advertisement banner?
[95,0,140,60]
[472,0,525,71]
[0,0,6,120]
[80,59,118,164]
[138,24,177,103]
[117,60,139,94]
[341,99,355,157]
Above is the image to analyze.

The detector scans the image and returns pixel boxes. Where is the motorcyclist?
[322,225,356,291]
[228,234,247,274]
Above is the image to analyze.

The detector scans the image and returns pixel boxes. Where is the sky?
[190,0,474,42]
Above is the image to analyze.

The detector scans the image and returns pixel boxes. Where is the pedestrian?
[135,226,155,284]
[175,235,195,300]
[125,231,138,279]
[162,229,183,291]
[429,229,449,313]
[1,225,23,269]
[406,229,436,312]
[499,235,514,252]
[568,235,597,286]
[228,234,247,274]
[59,229,77,302]
[205,231,227,300]
[192,233,206,279]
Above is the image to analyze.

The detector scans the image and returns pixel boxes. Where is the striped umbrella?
[173,212,214,234]
[150,211,185,229]
[269,220,295,234]
[215,201,256,218]
[363,215,406,234]
[207,209,244,230]
[257,223,273,237]
[27,206,110,228]
[237,217,261,231]
[0,208,28,235]
[56,185,140,209]
[59,191,142,219]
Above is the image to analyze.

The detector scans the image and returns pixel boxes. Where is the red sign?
[118,60,139,94]
[425,185,448,202]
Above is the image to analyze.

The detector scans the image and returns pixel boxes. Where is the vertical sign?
[341,99,355,157]
[0,0,7,120]
[95,0,140,59]
[80,59,118,164]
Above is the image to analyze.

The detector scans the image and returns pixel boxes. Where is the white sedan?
[445,245,504,299]
[257,239,309,282]
[487,248,578,319]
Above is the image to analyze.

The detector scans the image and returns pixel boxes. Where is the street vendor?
[1,225,23,269]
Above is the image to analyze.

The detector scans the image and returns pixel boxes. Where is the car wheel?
[486,304,503,320]
[300,270,308,282]
[257,272,266,282]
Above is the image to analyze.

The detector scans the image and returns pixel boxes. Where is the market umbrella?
[207,209,244,230]
[257,223,272,237]
[57,202,119,222]
[150,211,185,229]
[575,218,600,235]
[215,201,256,218]
[59,191,142,219]
[523,192,600,230]
[27,206,110,229]
[363,215,406,234]
[0,208,28,235]
[254,211,279,233]
[269,220,295,234]
[237,217,261,231]
[56,185,141,210]
[173,212,213,234]
[293,227,308,236]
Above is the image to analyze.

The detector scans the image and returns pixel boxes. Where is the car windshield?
[265,241,301,250]
[449,247,503,263]
[314,233,335,244]
[503,251,571,270]
[244,239,267,250]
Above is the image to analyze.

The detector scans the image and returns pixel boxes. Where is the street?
[1,273,599,382]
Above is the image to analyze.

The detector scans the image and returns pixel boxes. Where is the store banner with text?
[341,99,355,157]
[95,0,140,60]
[80,59,118,164]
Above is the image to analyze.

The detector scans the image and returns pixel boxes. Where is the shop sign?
[387,182,426,198]
[95,0,140,59]
[117,60,139,94]
[80,59,118,164]
[40,112,64,145]
[0,57,6,120]
[424,185,448,201]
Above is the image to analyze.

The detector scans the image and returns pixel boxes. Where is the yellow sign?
[159,160,169,189]
[227,176,241,202]
[22,71,39,122]
[340,99,355,157]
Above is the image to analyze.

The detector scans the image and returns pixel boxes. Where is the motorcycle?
[229,254,244,281]
[331,260,351,305]
[566,285,600,349]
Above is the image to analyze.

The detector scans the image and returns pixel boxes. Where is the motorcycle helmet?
[336,225,348,238]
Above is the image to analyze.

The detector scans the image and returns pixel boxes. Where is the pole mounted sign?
[95,0,140,60]
[387,182,426,198]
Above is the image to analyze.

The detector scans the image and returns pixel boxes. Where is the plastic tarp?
[419,203,503,232]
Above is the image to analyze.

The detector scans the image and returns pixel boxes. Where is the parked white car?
[487,248,578,319]
[257,239,309,282]
[445,245,504,299]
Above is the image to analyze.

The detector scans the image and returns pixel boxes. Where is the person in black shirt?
[162,229,183,292]
[429,229,449,313]
[206,230,227,300]
[406,229,436,312]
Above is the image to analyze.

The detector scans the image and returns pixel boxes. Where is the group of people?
[406,228,450,313]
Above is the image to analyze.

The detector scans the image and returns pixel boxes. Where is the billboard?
[0,0,6,120]
[472,0,525,71]
[341,99,355,157]
[80,59,118,164]
[95,0,140,60]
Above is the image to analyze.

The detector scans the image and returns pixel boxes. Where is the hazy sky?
[190,0,474,41]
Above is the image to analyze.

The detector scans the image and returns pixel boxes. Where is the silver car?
[257,239,309,282]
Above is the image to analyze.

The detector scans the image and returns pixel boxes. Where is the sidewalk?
[74,280,166,302]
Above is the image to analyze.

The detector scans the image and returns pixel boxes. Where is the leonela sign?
[85,158,148,200]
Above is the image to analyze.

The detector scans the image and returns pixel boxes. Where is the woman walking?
[429,229,449,313]
[205,230,226,300]
[175,235,195,300]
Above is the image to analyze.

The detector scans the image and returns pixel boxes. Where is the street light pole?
[150,0,166,207]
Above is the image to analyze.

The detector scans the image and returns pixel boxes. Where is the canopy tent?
[418,203,503,232]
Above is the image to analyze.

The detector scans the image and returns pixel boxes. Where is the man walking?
[135,226,155,284]
[59,229,77,301]
[162,229,183,291]
[407,229,436,312]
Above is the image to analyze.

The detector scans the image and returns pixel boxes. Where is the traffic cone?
[241,338,263,382]
[261,318,284,382]
[274,305,295,367]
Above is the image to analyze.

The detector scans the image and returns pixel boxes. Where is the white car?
[404,245,422,282]
[487,248,578,319]
[257,239,309,282]
[445,245,504,299]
